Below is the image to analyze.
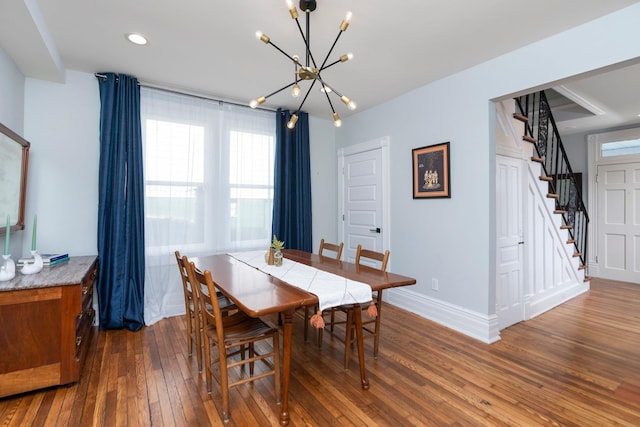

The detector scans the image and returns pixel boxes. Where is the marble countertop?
[0,255,98,292]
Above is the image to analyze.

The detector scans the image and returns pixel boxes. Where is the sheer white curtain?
[140,88,276,325]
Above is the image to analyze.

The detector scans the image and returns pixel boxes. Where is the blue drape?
[272,109,312,251]
[96,73,145,331]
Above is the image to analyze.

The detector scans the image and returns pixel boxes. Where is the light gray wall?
[337,4,640,317]
[22,71,100,258]
[0,49,25,133]
[309,116,339,254]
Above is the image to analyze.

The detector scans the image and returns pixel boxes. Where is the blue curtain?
[96,73,145,331]
[272,109,312,251]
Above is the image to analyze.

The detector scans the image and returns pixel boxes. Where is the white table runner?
[228,251,373,312]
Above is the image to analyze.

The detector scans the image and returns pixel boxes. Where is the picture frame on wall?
[412,141,450,199]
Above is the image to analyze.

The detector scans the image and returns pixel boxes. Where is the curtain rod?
[94,73,276,113]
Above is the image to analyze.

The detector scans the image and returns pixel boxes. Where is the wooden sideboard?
[0,256,98,398]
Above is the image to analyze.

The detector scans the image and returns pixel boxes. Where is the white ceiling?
[1,0,639,135]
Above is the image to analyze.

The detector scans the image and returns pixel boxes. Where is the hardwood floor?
[1,277,639,426]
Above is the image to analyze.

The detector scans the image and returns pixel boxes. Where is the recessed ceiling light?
[126,33,148,46]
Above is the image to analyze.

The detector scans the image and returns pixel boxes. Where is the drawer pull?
[82,286,89,295]
[76,336,82,347]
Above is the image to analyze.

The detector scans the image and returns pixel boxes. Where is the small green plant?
[271,235,285,252]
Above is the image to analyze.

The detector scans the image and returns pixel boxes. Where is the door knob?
[369,227,381,233]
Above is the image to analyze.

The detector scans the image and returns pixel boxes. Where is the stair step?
[584,275,590,282]
[547,193,559,199]
[578,265,586,270]
[540,176,553,182]
[523,135,537,143]
[554,209,567,214]
[513,113,528,123]
[531,156,544,164]
[573,252,583,258]
[567,239,576,244]
[560,225,572,230]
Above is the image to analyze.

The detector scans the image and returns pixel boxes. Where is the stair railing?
[515,91,589,269]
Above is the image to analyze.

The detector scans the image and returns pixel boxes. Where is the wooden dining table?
[192,249,416,426]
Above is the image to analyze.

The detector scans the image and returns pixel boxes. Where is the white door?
[341,147,385,264]
[496,155,525,329]
[597,162,640,283]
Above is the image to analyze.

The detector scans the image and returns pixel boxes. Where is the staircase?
[495,94,590,327]
[514,91,589,274]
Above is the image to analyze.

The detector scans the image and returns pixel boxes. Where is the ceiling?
[1,0,639,136]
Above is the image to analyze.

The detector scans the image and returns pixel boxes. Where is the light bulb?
[250,96,266,109]
[292,83,301,97]
[340,53,353,62]
[340,11,352,31]
[333,113,342,128]
[287,114,299,129]
[320,85,332,94]
[256,31,269,43]
[340,95,357,110]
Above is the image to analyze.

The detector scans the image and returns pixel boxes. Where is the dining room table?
[192,248,416,426]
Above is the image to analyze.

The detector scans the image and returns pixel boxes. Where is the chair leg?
[194,312,203,372]
[220,345,230,422]
[185,310,193,356]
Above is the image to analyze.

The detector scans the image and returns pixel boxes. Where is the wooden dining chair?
[175,251,235,372]
[318,238,344,260]
[185,260,281,423]
[320,244,390,369]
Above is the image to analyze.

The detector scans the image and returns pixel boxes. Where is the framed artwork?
[412,141,450,199]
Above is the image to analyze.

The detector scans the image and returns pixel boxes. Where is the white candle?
[4,215,9,255]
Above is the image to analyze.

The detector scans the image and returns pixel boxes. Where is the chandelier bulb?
[286,0,299,19]
[255,31,270,44]
[340,53,354,62]
[333,113,342,128]
[340,95,357,110]
[292,83,301,97]
[250,96,266,109]
[340,11,352,32]
[287,114,299,129]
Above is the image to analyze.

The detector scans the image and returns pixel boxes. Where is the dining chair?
[319,244,390,369]
[175,251,235,372]
[299,239,346,341]
[185,260,281,423]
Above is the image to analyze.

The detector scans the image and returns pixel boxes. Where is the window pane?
[602,139,640,157]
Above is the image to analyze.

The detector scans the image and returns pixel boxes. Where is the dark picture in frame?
[412,141,450,199]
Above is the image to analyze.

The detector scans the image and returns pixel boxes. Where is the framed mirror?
[0,122,30,233]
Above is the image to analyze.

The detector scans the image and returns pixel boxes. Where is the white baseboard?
[525,280,590,320]
[384,288,501,344]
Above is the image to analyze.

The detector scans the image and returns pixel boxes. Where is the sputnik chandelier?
[250,0,356,129]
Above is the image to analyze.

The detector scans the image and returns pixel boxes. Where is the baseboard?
[385,288,501,344]
[525,280,590,319]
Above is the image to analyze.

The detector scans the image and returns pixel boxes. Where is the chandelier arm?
[264,39,301,65]
[319,59,342,72]
[319,31,344,70]
[264,80,299,100]
[322,86,337,114]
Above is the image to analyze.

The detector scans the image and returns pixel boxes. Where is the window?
[601,139,640,157]
[141,88,275,254]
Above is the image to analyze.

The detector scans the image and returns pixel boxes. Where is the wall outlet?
[431,278,439,291]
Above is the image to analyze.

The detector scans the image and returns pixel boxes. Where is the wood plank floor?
[1,277,639,426]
